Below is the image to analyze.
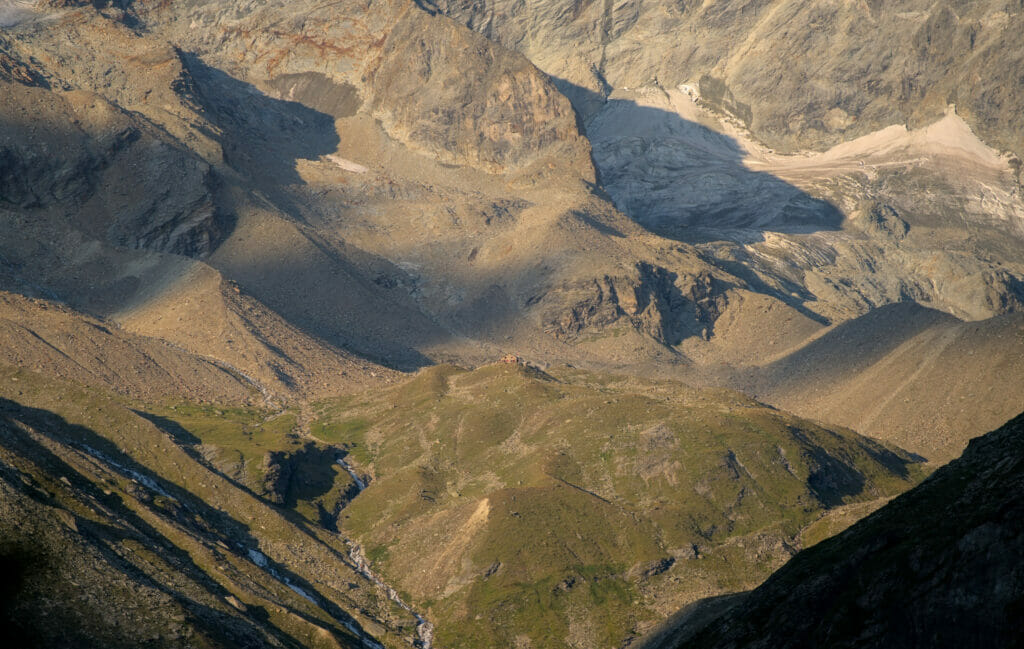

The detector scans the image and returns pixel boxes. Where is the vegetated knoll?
[137,401,363,532]
[0,364,423,649]
[652,412,1024,649]
[312,362,926,649]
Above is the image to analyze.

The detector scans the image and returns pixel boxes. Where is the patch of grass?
[439,563,639,649]
[136,402,362,529]
[310,416,372,465]
[366,543,390,564]
[141,403,301,489]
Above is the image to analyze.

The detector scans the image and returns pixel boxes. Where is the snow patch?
[247,549,268,568]
[0,1,36,27]
[79,445,175,501]
[284,580,319,606]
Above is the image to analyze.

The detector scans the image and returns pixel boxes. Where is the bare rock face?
[539,266,727,345]
[428,0,1024,157]
[0,38,227,258]
[131,0,592,176]
[428,0,1024,327]
[366,7,589,173]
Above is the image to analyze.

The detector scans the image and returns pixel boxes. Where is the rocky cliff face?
[420,0,1024,377]
[130,0,592,176]
[0,36,227,257]
[428,0,1024,156]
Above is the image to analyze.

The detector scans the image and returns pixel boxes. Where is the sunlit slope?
[313,363,927,649]
[737,304,1024,463]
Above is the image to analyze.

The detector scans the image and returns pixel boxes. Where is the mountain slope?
[0,364,426,649]
[432,0,1024,322]
[651,411,1024,649]
[4,0,1022,415]
[0,2,1021,648]
[0,290,255,403]
[735,304,1024,462]
[428,0,1024,157]
[0,0,746,375]
[313,362,926,649]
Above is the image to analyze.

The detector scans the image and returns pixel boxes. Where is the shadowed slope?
[655,412,1024,649]
[0,364,426,648]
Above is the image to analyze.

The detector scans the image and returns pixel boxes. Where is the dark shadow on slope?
[180,53,340,216]
[278,444,347,508]
[788,422,923,496]
[231,227,437,371]
[0,406,299,649]
[664,413,1024,649]
[575,209,626,238]
[133,410,201,445]
[0,51,429,372]
[132,408,272,504]
[175,55,436,370]
[635,591,748,649]
[692,247,831,326]
[554,76,844,243]
[0,398,376,647]
[136,410,360,532]
[803,446,867,507]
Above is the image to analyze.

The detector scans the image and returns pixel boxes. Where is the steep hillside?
[312,362,925,649]
[735,304,1024,462]
[650,412,1024,649]
[0,364,424,649]
[0,290,255,403]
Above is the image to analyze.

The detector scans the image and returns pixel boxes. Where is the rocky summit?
[0,1,1022,648]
